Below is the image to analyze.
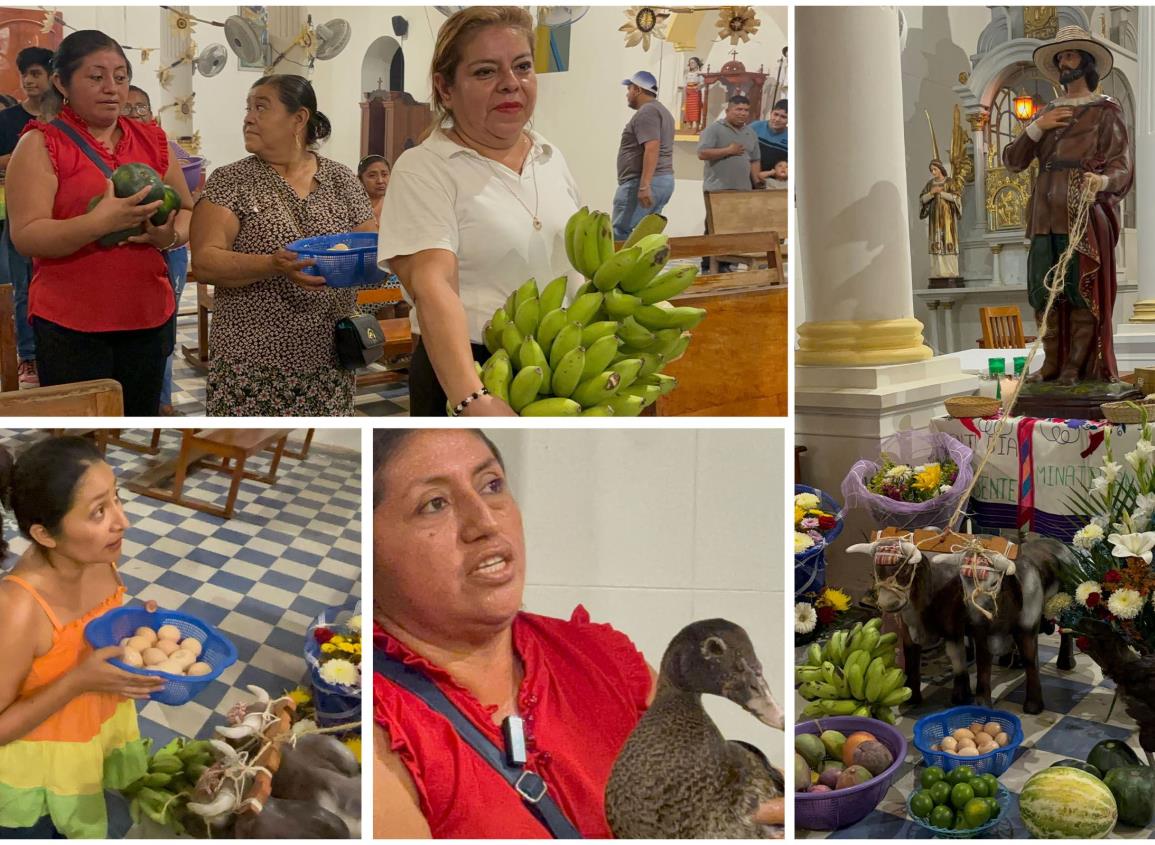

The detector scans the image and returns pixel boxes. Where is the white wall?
[486,428,786,769]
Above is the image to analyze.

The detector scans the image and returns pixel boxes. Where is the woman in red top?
[373,429,787,837]
[6,30,194,416]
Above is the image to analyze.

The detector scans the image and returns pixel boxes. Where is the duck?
[605,618,785,838]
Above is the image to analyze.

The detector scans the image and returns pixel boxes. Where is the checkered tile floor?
[170,284,410,416]
[0,428,361,749]
[797,634,1153,839]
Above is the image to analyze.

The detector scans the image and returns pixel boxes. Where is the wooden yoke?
[237,697,296,816]
[871,527,1019,560]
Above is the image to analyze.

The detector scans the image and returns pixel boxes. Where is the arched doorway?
[361,36,404,96]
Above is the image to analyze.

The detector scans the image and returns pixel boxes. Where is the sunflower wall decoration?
[716,6,760,44]
[621,6,670,51]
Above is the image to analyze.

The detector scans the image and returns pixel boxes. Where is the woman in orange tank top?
[0,436,164,838]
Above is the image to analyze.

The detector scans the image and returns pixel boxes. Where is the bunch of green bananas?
[475,209,704,416]
[795,617,913,725]
[123,738,215,833]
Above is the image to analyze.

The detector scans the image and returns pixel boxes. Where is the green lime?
[920,766,946,790]
[929,780,952,806]
[910,790,935,820]
[962,797,992,828]
[969,776,990,798]
[947,765,975,785]
[979,774,1000,798]
[950,781,975,811]
[929,804,954,830]
[984,796,1000,818]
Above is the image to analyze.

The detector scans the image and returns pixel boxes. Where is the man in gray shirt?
[613,71,675,241]
[698,94,762,193]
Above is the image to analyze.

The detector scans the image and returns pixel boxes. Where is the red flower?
[817,606,837,625]
[1086,592,1102,608]
[313,627,335,645]
[1076,636,1090,652]
[1104,570,1123,584]
[1095,605,1112,619]
[817,515,837,531]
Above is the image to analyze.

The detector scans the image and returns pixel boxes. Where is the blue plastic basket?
[912,706,1023,776]
[907,782,1011,838]
[84,607,237,706]
[285,232,395,288]
[304,602,361,727]
[795,484,844,597]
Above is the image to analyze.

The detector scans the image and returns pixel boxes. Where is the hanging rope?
[936,176,1100,538]
[954,539,1005,620]
[871,533,921,606]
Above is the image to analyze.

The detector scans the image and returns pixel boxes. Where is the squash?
[1087,739,1142,776]
[1020,767,1117,839]
[1103,766,1155,828]
[1050,758,1102,779]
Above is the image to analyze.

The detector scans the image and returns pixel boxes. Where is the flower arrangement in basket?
[795,489,841,556]
[841,430,974,531]
[794,585,852,646]
[306,606,362,728]
[1048,421,1155,654]
[312,616,363,688]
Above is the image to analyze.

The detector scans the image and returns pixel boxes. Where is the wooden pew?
[0,378,124,416]
[704,190,788,273]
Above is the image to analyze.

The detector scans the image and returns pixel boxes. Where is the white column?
[991,244,1003,286]
[795,6,932,365]
[159,6,193,141]
[925,300,941,351]
[795,6,978,591]
[1114,6,1155,368]
[267,6,311,76]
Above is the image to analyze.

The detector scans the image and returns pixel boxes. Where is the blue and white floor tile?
[0,428,361,749]
[798,633,1151,839]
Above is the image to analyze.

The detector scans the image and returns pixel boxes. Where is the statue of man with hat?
[1004,25,1133,389]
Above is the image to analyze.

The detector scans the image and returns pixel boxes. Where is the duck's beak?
[736,673,785,730]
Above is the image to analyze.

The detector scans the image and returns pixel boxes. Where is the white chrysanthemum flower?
[1108,588,1145,620]
[794,602,817,634]
[346,614,361,633]
[1108,531,1155,564]
[885,464,912,479]
[1073,523,1106,550]
[1043,592,1073,618]
[1076,581,1102,606]
[795,532,815,553]
[794,492,820,510]
[319,658,360,687]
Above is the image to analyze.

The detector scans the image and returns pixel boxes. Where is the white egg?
[142,647,168,666]
[157,625,182,642]
[135,627,159,645]
[187,662,212,676]
[156,639,180,656]
[180,638,203,658]
[169,649,196,670]
[122,649,144,668]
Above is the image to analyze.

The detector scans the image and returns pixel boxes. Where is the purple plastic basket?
[841,430,974,531]
[179,156,204,194]
[795,717,907,831]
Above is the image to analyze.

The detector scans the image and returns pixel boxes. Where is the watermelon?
[1088,739,1142,776]
[1019,767,1117,839]
[1103,766,1155,828]
[1050,758,1102,779]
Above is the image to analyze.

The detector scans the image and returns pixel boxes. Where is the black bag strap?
[375,647,583,839]
[50,119,113,178]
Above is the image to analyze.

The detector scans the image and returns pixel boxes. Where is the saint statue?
[919,107,966,279]
[680,56,704,133]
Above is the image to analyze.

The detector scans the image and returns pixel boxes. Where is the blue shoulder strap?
[50,118,113,177]
[374,647,583,839]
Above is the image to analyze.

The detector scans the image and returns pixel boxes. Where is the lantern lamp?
[1014,94,1037,121]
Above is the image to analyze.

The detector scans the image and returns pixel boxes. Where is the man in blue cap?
[613,70,675,241]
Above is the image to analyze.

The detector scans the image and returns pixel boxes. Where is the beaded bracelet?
[451,386,490,417]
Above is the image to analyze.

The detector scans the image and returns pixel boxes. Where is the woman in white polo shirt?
[377,6,582,416]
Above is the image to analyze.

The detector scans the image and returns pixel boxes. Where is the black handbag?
[335,313,385,369]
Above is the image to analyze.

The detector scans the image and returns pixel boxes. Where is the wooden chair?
[978,305,1035,349]
[125,428,307,519]
[704,190,787,274]
[181,282,214,373]
[0,378,123,416]
[0,283,17,392]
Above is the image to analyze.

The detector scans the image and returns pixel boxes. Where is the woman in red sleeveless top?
[6,30,194,416]
[372,429,659,838]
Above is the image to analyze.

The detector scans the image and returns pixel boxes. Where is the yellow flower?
[321,642,336,653]
[287,686,312,706]
[819,587,852,612]
[331,635,345,645]
[794,505,806,526]
[343,737,362,764]
[912,464,943,492]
